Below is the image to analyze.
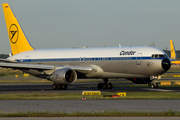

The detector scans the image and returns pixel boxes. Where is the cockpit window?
[151,54,167,58]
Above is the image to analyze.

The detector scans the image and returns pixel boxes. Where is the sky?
[0,0,180,54]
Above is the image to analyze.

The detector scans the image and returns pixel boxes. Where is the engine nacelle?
[127,78,153,84]
[49,68,77,85]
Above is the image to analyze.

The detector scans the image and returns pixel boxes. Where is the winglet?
[2,3,34,55]
[170,40,176,59]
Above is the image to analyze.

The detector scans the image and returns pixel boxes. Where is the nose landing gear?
[98,78,113,89]
[151,83,159,88]
[148,83,159,88]
[149,75,160,89]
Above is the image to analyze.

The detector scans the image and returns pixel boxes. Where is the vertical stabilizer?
[2,3,34,55]
[170,40,176,59]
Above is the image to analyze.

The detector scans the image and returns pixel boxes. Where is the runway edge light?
[82,97,86,100]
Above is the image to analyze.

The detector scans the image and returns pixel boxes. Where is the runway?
[0,100,180,113]
[0,79,180,114]
[0,82,180,94]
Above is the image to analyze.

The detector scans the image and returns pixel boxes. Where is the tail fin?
[2,3,34,55]
[170,40,176,59]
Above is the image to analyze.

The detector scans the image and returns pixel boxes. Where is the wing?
[0,62,93,75]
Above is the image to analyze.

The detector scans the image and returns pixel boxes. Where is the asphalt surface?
[0,79,180,114]
[0,81,180,94]
[0,100,180,113]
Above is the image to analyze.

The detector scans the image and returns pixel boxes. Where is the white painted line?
[143,88,174,92]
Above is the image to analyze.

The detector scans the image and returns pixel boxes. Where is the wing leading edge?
[0,62,93,75]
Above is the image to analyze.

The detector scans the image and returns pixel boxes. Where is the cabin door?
[136,53,142,65]
[25,55,29,64]
[79,57,85,63]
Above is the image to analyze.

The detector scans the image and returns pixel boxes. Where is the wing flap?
[65,66,93,74]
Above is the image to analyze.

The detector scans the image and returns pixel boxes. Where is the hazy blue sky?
[0,0,180,54]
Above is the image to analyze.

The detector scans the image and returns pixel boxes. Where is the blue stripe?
[15,56,162,63]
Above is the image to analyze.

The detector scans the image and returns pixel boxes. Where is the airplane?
[1,3,171,89]
[169,40,180,65]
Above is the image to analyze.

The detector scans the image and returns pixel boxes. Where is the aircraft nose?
[161,58,171,71]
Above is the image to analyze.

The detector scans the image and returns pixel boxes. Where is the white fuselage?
[7,46,170,79]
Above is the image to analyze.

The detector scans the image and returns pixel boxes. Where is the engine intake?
[49,68,77,85]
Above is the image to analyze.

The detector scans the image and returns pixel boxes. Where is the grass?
[0,92,180,100]
[0,110,180,117]
[167,65,180,72]
[0,79,52,84]
[0,68,23,77]
[161,65,180,78]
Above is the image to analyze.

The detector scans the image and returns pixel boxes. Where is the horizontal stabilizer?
[0,58,18,63]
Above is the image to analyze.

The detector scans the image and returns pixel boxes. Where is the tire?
[52,84,57,90]
[102,83,108,89]
[155,83,159,88]
[108,83,113,89]
[151,84,156,88]
[57,85,62,90]
[62,85,67,90]
[98,83,103,89]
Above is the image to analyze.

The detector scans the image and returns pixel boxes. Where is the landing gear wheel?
[151,84,158,88]
[52,84,57,90]
[151,84,155,88]
[108,83,113,89]
[57,85,62,90]
[62,85,67,90]
[98,83,103,89]
[97,78,113,90]
[150,83,159,89]
[155,83,158,88]
[102,83,108,89]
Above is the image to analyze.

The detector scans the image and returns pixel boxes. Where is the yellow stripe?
[174,75,180,77]
[171,61,180,64]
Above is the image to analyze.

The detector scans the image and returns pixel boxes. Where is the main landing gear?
[52,83,67,90]
[97,78,113,89]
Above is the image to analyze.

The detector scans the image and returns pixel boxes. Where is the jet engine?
[127,78,153,84]
[48,68,77,85]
